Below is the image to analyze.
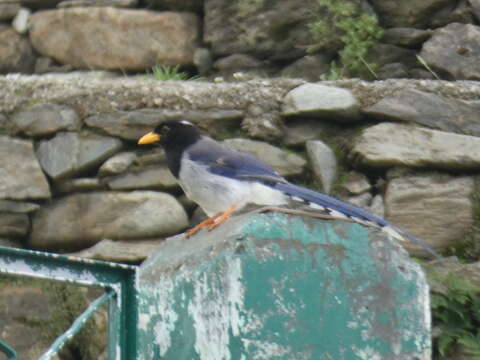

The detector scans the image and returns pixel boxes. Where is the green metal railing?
[0,245,138,360]
[0,339,16,360]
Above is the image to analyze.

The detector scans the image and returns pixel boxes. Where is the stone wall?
[0,75,479,260]
[1,0,480,80]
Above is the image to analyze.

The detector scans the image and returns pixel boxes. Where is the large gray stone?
[98,151,136,176]
[0,238,22,248]
[56,177,104,194]
[363,88,480,136]
[352,123,480,170]
[370,0,453,27]
[242,105,284,141]
[0,213,29,238]
[420,23,480,80]
[223,138,306,177]
[370,194,385,218]
[84,110,172,140]
[367,44,418,70]
[36,132,123,180]
[282,84,361,121]
[0,3,20,21]
[70,238,164,263]
[346,192,372,209]
[193,47,212,75]
[471,0,480,22]
[0,113,6,133]
[382,28,433,47]
[85,108,243,141]
[213,54,262,71]
[29,8,200,70]
[280,54,331,82]
[145,0,201,12]
[11,103,81,136]
[6,1,63,9]
[425,257,480,294]
[0,25,35,73]
[0,200,39,213]
[0,136,51,200]
[204,0,315,59]
[57,0,138,8]
[306,140,337,194]
[30,191,189,250]
[339,172,371,196]
[283,119,325,146]
[385,174,474,255]
[99,148,178,190]
[107,165,178,191]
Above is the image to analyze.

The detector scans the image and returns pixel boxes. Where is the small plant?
[308,0,384,79]
[151,65,202,81]
[429,271,480,357]
[416,55,441,80]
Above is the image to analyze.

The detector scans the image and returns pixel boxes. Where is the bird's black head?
[138,120,201,149]
[138,120,201,178]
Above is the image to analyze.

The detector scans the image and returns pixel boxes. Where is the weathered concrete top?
[2,74,480,117]
[0,73,302,117]
[137,211,431,360]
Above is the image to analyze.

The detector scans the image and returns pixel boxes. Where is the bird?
[138,120,441,260]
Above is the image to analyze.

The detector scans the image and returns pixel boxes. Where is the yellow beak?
[138,131,161,145]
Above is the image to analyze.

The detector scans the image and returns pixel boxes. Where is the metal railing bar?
[0,245,136,289]
[0,339,16,360]
[38,289,116,360]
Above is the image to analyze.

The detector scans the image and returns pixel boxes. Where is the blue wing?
[188,137,286,185]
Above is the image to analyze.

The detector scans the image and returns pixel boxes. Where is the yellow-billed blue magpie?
[138,120,440,259]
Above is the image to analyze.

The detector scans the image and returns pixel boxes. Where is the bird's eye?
[162,126,170,135]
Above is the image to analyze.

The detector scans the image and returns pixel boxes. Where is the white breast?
[178,156,287,216]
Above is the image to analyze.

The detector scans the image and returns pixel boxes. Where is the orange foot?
[185,204,237,238]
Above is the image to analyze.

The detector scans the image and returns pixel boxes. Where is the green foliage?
[308,0,384,79]
[429,272,480,357]
[151,65,203,81]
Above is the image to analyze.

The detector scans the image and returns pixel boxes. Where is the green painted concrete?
[136,212,431,360]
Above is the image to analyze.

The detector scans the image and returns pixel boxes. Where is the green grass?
[151,65,203,81]
[416,55,441,80]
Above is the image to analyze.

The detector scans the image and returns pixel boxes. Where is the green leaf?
[437,335,454,356]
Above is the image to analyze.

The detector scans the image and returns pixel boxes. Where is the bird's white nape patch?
[179,120,194,126]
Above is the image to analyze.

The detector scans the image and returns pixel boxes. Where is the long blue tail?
[274,182,442,260]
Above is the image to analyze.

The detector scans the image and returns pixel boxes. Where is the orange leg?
[185,204,238,238]
[207,203,237,231]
